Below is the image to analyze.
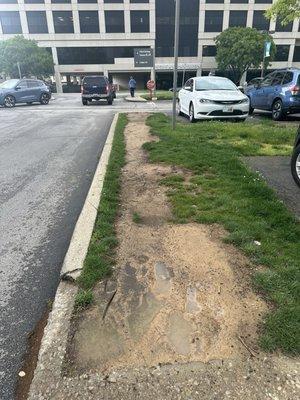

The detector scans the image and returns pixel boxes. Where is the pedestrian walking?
[129,76,137,98]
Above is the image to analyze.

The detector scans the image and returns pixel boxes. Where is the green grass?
[140,90,175,101]
[75,290,94,310]
[77,114,127,290]
[145,114,300,355]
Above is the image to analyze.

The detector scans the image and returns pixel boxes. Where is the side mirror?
[15,86,21,90]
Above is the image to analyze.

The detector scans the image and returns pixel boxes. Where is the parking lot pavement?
[0,98,115,399]
[244,156,300,219]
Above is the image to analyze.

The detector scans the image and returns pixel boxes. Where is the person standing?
[128,76,137,98]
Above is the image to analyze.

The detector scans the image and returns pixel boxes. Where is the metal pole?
[17,62,21,79]
[172,0,180,130]
[152,46,156,99]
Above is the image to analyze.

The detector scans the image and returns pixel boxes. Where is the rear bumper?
[82,93,109,100]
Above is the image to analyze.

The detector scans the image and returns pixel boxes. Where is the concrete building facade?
[0,0,299,92]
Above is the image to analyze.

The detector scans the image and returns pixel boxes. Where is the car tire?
[291,144,300,187]
[272,99,285,121]
[3,95,15,108]
[40,93,50,105]
[177,100,183,116]
[82,98,88,106]
[189,103,196,123]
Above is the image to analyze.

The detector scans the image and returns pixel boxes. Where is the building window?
[255,0,272,3]
[79,11,99,33]
[105,11,124,33]
[274,45,290,61]
[155,0,199,57]
[53,11,74,34]
[103,0,123,3]
[57,46,149,64]
[78,0,97,3]
[252,10,270,31]
[231,0,248,3]
[0,11,22,34]
[51,0,71,3]
[205,11,223,32]
[229,11,247,28]
[130,0,149,3]
[26,11,48,33]
[276,19,293,32]
[0,0,17,3]
[130,10,149,33]
[206,0,224,3]
[203,45,216,57]
[24,0,44,3]
[293,46,300,62]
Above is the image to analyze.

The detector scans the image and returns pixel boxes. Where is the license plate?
[224,106,233,112]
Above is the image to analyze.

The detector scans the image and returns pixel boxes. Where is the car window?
[190,79,194,91]
[27,80,40,88]
[83,77,106,86]
[272,72,285,86]
[261,73,275,87]
[184,79,191,90]
[0,79,19,89]
[282,72,293,85]
[17,80,28,89]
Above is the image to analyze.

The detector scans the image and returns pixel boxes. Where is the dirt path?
[61,113,299,400]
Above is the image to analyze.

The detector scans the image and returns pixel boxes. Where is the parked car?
[291,126,300,187]
[0,78,51,108]
[81,76,114,105]
[178,76,249,123]
[246,77,263,89]
[245,68,300,120]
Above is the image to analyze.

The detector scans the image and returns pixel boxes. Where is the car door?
[14,80,30,103]
[265,71,285,110]
[27,80,42,101]
[181,79,192,114]
[251,73,275,109]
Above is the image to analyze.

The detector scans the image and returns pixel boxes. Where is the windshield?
[0,79,19,89]
[195,78,237,91]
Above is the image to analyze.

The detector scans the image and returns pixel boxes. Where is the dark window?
[103,0,123,3]
[0,0,17,3]
[255,0,272,3]
[51,0,71,3]
[83,76,107,86]
[130,11,149,33]
[27,80,42,88]
[276,19,293,32]
[293,46,300,62]
[261,72,275,87]
[205,11,223,32]
[229,11,247,27]
[231,0,248,2]
[206,0,224,2]
[252,10,270,31]
[78,0,97,3]
[274,45,290,61]
[202,45,216,57]
[130,0,149,3]
[282,71,293,85]
[105,11,124,33]
[53,11,74,33]
[0,11,22,34]
[57,46,150,64]
[79,11,99,33]
[26,11,48,34]
[272,72,285,85]
[18,80,28,89]
[156,0,199,57]
[24,0,44,3]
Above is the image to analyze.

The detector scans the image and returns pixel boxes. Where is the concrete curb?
[124,96,147,103]
[28,113,120,399]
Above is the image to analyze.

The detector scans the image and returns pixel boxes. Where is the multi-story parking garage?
[0,0,300,92]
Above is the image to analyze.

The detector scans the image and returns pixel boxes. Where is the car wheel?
[291,144,300,187]
[189,103,196,123]
[177,100,183,116]
[272,99,285,121]
[82,98,88,106]
[40,93,50,105]
[3,95,15,108]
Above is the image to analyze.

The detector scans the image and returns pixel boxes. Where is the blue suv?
[245,69,300,120]
[0,78,51,108]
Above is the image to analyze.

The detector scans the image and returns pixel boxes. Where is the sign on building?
[134,48,153,68]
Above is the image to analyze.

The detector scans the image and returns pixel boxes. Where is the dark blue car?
[245,68,300,120]
[0,78,51,108]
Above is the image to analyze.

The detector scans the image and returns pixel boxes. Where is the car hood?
[195,90,246,101]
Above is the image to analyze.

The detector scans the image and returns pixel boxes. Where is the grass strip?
[140,90,175,101]
[77,113,127,291]
[145,113,300,355]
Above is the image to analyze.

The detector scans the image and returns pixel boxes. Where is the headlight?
[199,98,212,103]
[239,97,249,104]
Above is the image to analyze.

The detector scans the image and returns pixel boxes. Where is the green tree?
[266,0,300,25]
[215,27,275,84]
[0,36,53,79]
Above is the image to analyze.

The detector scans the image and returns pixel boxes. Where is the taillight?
[290,85,300,95]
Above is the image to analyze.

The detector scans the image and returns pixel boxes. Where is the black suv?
[81,76,114,106]
[291,126,300,187]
